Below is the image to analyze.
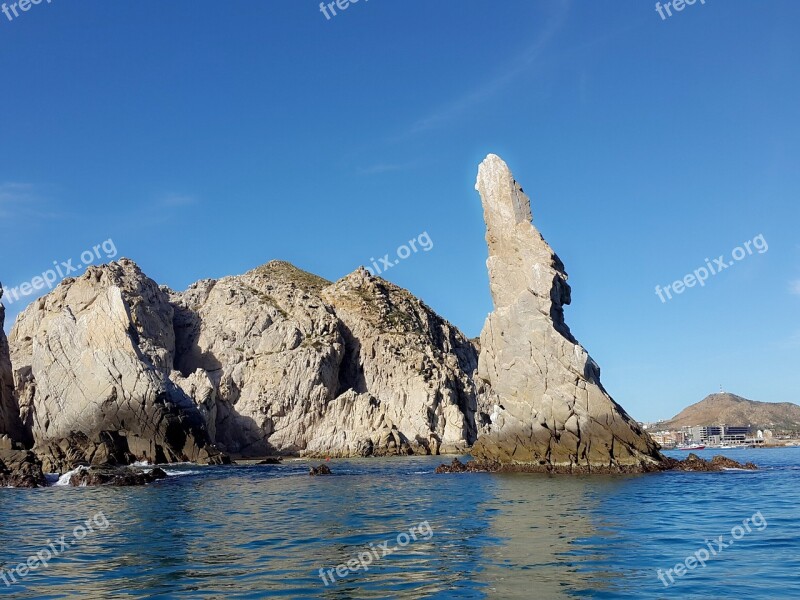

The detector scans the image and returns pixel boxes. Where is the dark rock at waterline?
[257,457,283,465]
[435,457,661,474]
[309,464,332,476]
[665,453,758,472]
[0,449,47,488]
[435,458,496,474]
[34,432,230,475]
[435,454,758,474]
[69,466,169,487]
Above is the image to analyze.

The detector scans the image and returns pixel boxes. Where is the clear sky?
[1,0,798,422]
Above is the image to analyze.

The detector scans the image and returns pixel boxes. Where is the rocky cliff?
[9,261,226,473]
[6,259,481,469]
[470,154,663,472]
[170,261,480,457]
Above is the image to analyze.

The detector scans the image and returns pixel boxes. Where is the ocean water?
[0,447,798,599]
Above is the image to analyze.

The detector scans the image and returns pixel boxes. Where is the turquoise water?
[0,448,798,599]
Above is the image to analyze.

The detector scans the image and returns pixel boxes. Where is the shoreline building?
[681,425,751,445]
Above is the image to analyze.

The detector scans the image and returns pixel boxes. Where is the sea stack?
[470,154,663,472]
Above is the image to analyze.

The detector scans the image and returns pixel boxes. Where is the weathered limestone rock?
[470,154,663,472]
[0,287,27,446]
[170,261,346,457]
[171,261,480,458]
[9,260,226,471]
[318,268,479,456]
[7,257,479,466]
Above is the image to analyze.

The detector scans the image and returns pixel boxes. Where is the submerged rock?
[470,154,664,472]
[666,453,758,472]
[309,464,332,476]
[435,453,757,475]
[435,458,496,474]
[68,466,168,487]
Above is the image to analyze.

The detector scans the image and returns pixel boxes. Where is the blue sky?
[1,0,798,421]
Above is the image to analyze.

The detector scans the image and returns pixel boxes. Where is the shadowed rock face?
[470,154,664,471]
[9,260,226,471]
[0,449,46,488]
[0,288,28,446]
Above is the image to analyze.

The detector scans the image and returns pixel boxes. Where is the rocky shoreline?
[435,453,759,475]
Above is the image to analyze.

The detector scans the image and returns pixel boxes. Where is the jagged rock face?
[9,260,225,471]
[170,261,346,456]
[471,154,663,471]
[171,261,480,457]
[7,258,481,467]
[0,288,28,446]
[319,268,479,455]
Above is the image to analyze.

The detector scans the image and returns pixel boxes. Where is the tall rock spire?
[471,154,663,471]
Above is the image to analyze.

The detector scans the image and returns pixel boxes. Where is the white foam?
[162,470,201,477]
[53,465,89,486]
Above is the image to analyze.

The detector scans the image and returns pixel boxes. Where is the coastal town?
[643,423,800,450]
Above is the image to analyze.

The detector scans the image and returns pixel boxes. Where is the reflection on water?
[0,449,798,599]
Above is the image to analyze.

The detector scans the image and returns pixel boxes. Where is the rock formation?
[9,261,227,472]
[170,261,480,458]
[6,259,480,470]
[470,154,663,472]
[0,155,757,485]
[0,449,46,488]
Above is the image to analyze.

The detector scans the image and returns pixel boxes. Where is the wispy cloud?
[399,1,570,139]
[357,160,422,175]
[159,193,198,208]
[0,182,59,222]
[790,280,800,296]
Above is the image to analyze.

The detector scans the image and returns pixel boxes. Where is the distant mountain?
[657,393,800,432]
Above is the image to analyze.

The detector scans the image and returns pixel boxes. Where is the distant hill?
[657,393,800,432]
